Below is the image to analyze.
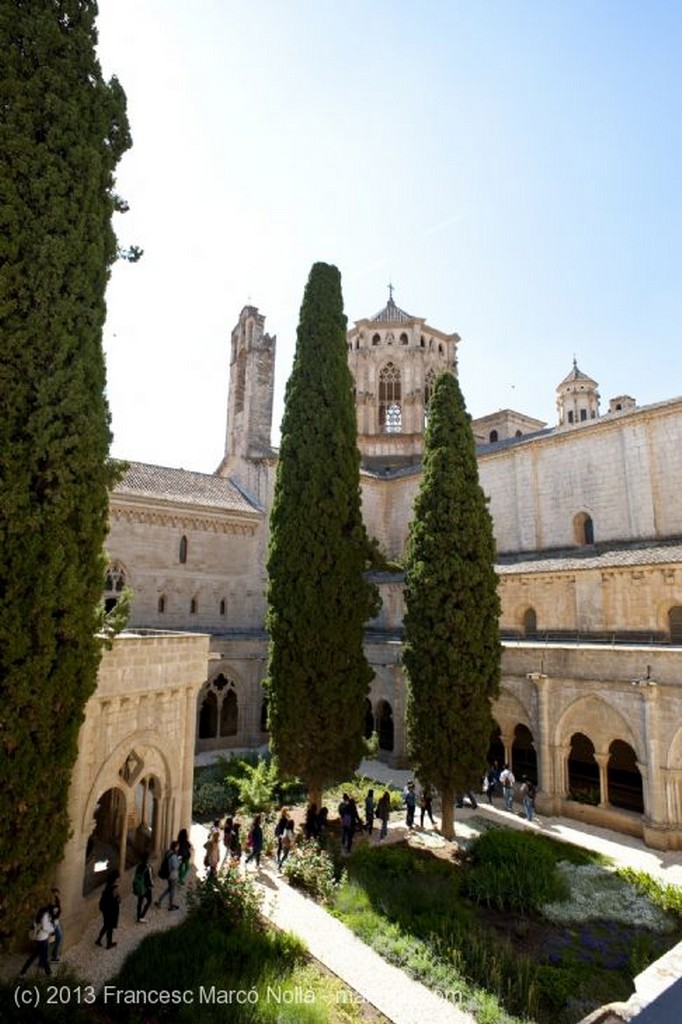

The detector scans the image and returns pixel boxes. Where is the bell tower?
[347,291,461,471]
[223,305,276,462]
[556,359,600,428]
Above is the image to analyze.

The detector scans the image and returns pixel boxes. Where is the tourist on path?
[376,791,391,839]
[420,786,436,828]
[177,827,193,883]
[403,781,416,828]
[485,762,500,805]
[133,852,153,922]
[204,829,221,877]
[520,776,536,822]
[275,808,290,866]
[500,764,516,812]
[245,814,264,869]
[364,789,375,834]
[95,870,121,949]
[20,903,55,976]
[156,840,180,910]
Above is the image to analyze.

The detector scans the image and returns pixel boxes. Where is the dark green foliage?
[0,1,130,941]
[265,263,379,799]
[402,372,501,836]
[464,829,570,913]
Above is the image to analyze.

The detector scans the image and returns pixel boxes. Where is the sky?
[96,1,682,474]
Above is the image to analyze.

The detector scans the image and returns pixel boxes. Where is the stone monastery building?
[61,294,682,937]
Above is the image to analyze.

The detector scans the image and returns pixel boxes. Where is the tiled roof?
[497,542,682,576]
[370,297,413,323]
[558,358,597,388]
[112,461,262,514]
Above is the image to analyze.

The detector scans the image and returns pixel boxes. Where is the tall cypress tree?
[0,1,130,940]
[265,263,379,806]
[402,373,501,839]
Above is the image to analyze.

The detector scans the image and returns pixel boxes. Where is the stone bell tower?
[347,289,461,471]
[223,305,276,462]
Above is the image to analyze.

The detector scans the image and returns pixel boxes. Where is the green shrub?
[193,780,231,820]
[617,867,682,918]
[283,839,339,904]
[187,866,262,928]
[464,830,569,914]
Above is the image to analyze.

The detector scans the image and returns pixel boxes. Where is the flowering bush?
[542,862,676,932]
[282,838,339,904]
[188,864,262,928]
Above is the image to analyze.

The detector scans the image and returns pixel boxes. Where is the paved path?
[4,796,681,1024]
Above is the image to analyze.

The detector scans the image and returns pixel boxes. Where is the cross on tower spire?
[388,281,394,302]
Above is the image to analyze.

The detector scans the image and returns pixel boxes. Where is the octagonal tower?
[347,291,460,471]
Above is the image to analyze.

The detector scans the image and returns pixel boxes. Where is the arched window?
[568,732,599,804]
[523,607,537,636]
[573,512,594,546]
[190,597,197,614]
[515,429,523,438]
[379,363,402,433]
[220,686,238,736]
[668,606,682,643]
[372,333,381,346]
[103,562,127,613]
[607,739,643,813]
[179,535,188,564]
[511,724,537,782]
[219,599,226,617]
[158,595,166,614]
[489,430,498,443]
[198,691,218,739]
[400,332,409,345]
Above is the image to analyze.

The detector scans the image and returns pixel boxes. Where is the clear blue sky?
[96,1,682,473]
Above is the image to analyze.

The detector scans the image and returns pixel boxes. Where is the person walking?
[133,852,153,922]
[364,789,375,834]
[20,903,55,976]
[485,761,500,805]
[338,794,353,853]
[274,808,290,867]
[520,776,537,822]
[278,820,295,870]
[419,786,436,828]
[229,821,243,866]
[177,827,193,883]
[245,814,264,869]
[49,887,62,963]
[376,791,391,839]
[500,764,516,812]
[95,870,121,949]
[203,829,221,877]
[155,841,180,910]
[403,781,416,828]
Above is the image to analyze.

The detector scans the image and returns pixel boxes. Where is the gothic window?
[372,333,381,346]
[574,512,594,546]
[669,606,682,643]
[438,343,443,355]
[489,430,499,443]
[158,595,166,614]
[420,336,425,348]
[104,562,127,613]
[179,535,188,564]
[379,362,402,433]
[198,674,240,742]
[608,739,643,813]
[400,332,409,345]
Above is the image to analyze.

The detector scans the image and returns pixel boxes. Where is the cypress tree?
[0,2,130,940]
[402,373,501,839]
[265,262,379,806]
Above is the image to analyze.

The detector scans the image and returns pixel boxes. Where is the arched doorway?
[128,775,159,866]
[83,787,126,895]
[511,724,537,782]
[568,732,600,804]
[486,725,504,767]
[608,740,644,813]
[376,700,394,752]
[198,690,218,739]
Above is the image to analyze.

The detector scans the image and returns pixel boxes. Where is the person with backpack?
[20,903,55,976]
[278,819,295,871]
[95,869,121,949]
[520,776,537,822]
[403,781,417,828]
[338,794,353,853]
[376,791,391,839]
[177,827,193,883]
[274,808,290,867]
[133,851,153,922]
[155,841,180,910]
[49,887,62,963]
[228,821,243,865]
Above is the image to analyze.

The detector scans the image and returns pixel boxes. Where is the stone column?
[530,673,550,793]
[593,752,610,807]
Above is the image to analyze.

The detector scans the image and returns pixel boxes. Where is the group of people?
[203,813,265,874]
[484,762,537,820]
[337,789,392,851]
